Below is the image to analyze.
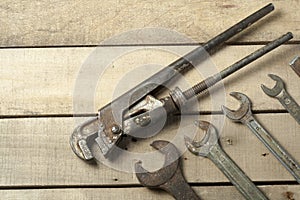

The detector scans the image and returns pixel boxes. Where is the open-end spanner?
[135,140,200,200]
[185,121,268,200]
[222,92,300,183]
[261,74,300,124]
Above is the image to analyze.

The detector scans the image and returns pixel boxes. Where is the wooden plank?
[1,0,300,47]
[0,45,299,116]
[1,185,299,200]
[0,113,299,186]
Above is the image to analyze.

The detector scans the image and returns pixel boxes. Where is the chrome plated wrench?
[185,120,268,200]
[261,74,300,124]
[222,92,300,183]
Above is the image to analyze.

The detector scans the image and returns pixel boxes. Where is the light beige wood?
[0,1,299,47]
[0,45,299,116]
[0,113,299,186]
[1,185,299,200]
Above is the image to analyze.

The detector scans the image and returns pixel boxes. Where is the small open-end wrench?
[135,140,200,200]
[261,74,300,124]
[184,121,268,200]
[222,92,300,183]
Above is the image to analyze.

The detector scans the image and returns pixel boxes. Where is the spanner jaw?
[261,74,284,97]
[135,140,179,187]
[184,121,218,157]
[221,92,252,122]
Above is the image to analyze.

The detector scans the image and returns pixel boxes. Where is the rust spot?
[226,138,233,145]
[261,153,269,157]
[114,178,118,182]
[285,191,295,200]
[184,157,188,160]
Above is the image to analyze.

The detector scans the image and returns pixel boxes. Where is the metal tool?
[222,92,300,183]
[70,4,294,161]
[290,56,300,77]
[135,140,200,200]
[261,74,300,124]
[184,121,268,200]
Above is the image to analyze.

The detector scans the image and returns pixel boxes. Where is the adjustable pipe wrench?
[69,4,292,161]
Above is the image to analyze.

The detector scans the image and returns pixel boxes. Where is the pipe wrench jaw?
[71,93,179,161]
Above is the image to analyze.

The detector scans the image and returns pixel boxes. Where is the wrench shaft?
[277,90,300,124]
[245,117,300,183]
[208,144,268,200]
[162,170,200,200]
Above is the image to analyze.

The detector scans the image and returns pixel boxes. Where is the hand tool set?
[70,3,299,199]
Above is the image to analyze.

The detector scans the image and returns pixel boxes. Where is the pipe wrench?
[69,4,293,161]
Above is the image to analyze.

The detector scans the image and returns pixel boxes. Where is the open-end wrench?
[261,74,300,124]
[222,92,300,183]
[135,140,200,200]
[185,121,268,200]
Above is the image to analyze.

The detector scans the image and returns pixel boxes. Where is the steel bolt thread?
[183,32,293,100]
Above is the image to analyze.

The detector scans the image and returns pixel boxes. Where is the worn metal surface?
[135,140,200,200]
[261,74,300,124]
[70,4,276,160]
[185,121,268,200]
[289,56,300,77]
[222,92,300,183]
[183,32,293,99]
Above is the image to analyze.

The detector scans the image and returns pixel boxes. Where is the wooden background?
[0,0,299,199]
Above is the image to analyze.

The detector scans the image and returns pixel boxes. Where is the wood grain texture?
[0,45,299,116]
[1,185,299,200]
[0,114,299,186]
[0,0,299,47]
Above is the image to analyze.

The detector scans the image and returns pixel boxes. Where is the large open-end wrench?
[222,92,300,183]
[135,140,200,200]
[185,121,268,200]
[261,74,300,124]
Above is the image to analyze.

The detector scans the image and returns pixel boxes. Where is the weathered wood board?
[0,114,299,186]
[0,45,299,116]
[1,185,299,200]
[1,0,300,47]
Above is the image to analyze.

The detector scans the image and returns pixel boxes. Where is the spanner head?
[261,74,284,97]
[135,140,180,187]
[184,120,218,157]
[221,92,252,122]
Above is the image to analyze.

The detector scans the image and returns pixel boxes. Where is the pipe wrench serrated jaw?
[261,74,284,97]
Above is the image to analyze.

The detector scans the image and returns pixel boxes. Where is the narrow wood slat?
[0,113,299,186]
[0,45,299,116]
[1,185,299,200]
[1,0,300,47]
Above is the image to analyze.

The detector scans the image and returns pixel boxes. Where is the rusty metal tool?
[71,32,292,161]
[261,74,300,124]
[185,121,268,200]
[70,4,293,161]
[135,140,200,200]
[222,92,300,183]
[290,56,300,77]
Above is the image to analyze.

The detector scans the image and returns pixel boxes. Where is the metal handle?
[162,170,200,200]
[277,90,300,124]
[246,117,300,183]
[208,144,268,200]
